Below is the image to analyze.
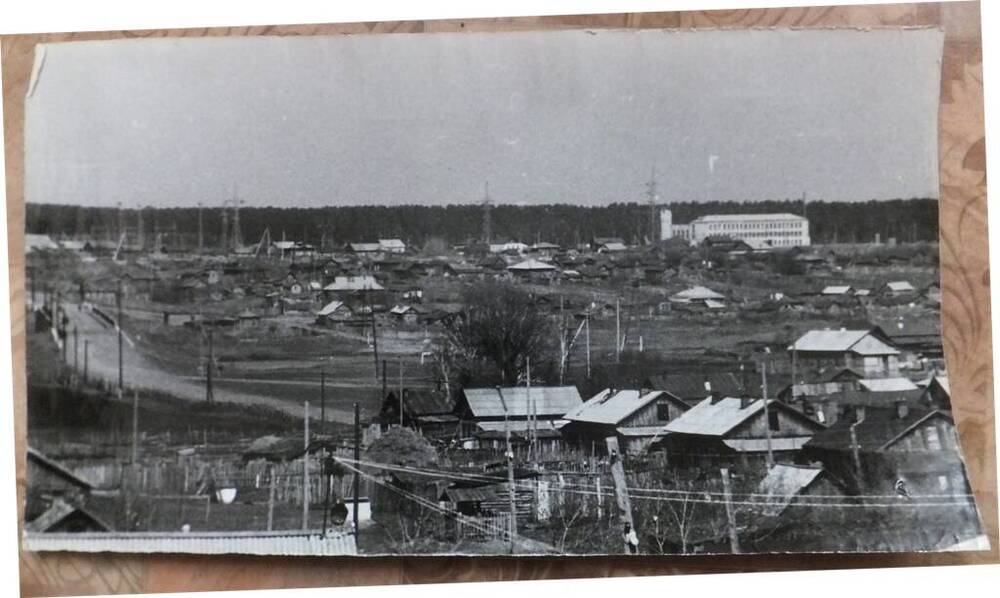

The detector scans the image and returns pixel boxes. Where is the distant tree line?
[25,198,939,249]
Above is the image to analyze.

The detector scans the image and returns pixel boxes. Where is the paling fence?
[67,454,373,507]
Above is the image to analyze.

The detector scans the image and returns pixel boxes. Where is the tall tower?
[481,181,492,246]
[220,202,230,252]
[646,165,659,245]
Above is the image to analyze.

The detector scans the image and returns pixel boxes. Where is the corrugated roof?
[858,377,919,392]
[664,397,766,437]
[462,387,583,419]
[22,530,357,556]
[564,389,670,425]
[618,426,668,437]
[475,420,568,433]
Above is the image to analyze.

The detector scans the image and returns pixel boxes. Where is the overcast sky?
[25,28,943,209]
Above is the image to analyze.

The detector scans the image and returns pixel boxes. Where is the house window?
[768,410,780,432]
[923,426,942,450]
[656,403,671,422]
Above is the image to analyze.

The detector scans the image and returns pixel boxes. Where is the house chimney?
[710,390,723,404]
[895,400,909,420]
[740,393,752,409]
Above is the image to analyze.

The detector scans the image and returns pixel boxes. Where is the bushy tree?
[366,427,438,469]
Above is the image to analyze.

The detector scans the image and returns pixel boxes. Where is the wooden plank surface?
[3,2,996,595]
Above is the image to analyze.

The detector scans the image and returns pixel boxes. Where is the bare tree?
[442,282,556,386]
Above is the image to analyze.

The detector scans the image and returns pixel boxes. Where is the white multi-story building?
[660,209,810,249]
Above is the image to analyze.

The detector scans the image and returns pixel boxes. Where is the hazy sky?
[25,28,943,209]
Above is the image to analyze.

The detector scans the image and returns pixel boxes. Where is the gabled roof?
[664,397,819,437]
[821,285,853,295]
[792,328,899,356]
[857,377,919,393]
[564,389,685,426]
[461,386,583,419]
[663,397,766,437]
[599,242,628,251]
[378,239,406,250]
[348,242,381,252]
[508,258,558,272]
[387,388,455,416]
[317,300,351,316]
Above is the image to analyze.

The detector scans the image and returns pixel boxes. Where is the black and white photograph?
[19,24,987,556]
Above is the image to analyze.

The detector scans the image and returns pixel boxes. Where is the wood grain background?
[3,2,996,595]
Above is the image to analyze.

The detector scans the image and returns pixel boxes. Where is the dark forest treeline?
[26,198,939,249]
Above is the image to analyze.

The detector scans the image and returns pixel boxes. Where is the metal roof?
[564,389,672,425]
[22,529,357,556]
[821,285,853,295]
[664,397,768,437]
[670,286,725,302]
[691,213,807,222]
[755,464,828,516]
[462,387,583,419]
[317,300,350,316]
[886,281,916,292]
[792,329,899,355]
[858,377,919,392]
[507,258,558,271]
[475,420,568,433]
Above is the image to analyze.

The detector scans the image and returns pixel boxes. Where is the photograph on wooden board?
[17,23,988,557]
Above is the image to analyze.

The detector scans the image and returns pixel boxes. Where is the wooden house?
[560,388,690,454]
[655,396,825,471]
[791,328,900,377]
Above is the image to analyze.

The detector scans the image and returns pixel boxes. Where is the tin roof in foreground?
[22,529,357,556]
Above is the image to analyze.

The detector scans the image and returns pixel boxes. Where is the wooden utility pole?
[381,359,387,399]
[116,280,123,397]
[850,416,866,491]
[760,361,774,469]
[320,370,326,423]
[302,401,310,530]
[131,390,140,466]
[605,437,636,554]
[267,464,276,531]
[721,467,741,554]
[368,290,379,384]
[353,402,360,541]
[83,340,89,384]
[615,297,621,364]
[496,387,518,554]
[72,326,79,380]
[398,358,404,427]
[586,314,591,379]
[205,329,215,404]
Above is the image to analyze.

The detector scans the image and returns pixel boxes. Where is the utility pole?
[721,467,741,554]
[605,436,636,554]
[381,359,387,400]
[83,340,89,384]
[615,297,621,364]
[205,329,215,404]
[586,314,591,379]
[526,357,535,461]
[72,326,78,381]
[303,401,310,531]
[646,164,658,245]
[398,358,404,427]
[353,402,360,542]
[496,387,518,554]
[850,415,866,492]
[320,370,326,424]
[116,279,123,397]
[760,359,774,469]
[367,290,379,383]
[131,390,140,466]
